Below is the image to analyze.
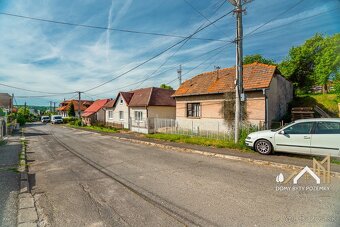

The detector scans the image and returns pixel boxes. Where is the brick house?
[105,87,176,133]
[82,99,111,126]
[172,62,293,131]
[57,100,93,118]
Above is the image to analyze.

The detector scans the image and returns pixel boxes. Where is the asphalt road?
[26,123,340,227]
[0,136,21,227]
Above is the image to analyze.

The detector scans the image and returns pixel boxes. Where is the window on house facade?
[108,110,113,119]
[134,111,143,122]
[120,99,123,105]
[119,111,124,120]
[187,103,201,118]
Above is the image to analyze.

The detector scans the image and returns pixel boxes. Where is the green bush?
[16,114,26,126]
[63,117,76,124]
[68,118,82,126]
[74,119,82,126]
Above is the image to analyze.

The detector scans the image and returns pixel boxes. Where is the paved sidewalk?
[66,126,340,173]
[0,135,21,227]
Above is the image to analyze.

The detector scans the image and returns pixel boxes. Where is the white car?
[245,118,340,157]
[41,116,50,123]
[51,115,63,124]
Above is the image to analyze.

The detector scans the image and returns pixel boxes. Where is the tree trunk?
[322,83,328,94]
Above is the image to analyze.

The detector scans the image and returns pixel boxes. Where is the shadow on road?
[28,173,36,192]
[24,132,49,137]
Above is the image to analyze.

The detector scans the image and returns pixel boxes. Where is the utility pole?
[177,65,182,86]
[77,91,81,119]
[229,0,245,143]
[24,101,27,118]
[53,102,56,113]
[49,101,52,113]
[11,93,14,110]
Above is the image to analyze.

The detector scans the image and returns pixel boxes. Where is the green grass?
[294,94,340,117]
[331,159,340,165]
[146,133,252,151]
[0,140,6,146]
[68,124,119,133]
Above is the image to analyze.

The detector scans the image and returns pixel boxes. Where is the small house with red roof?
[172,63,293,131]
[82,99,111,126]
[105,87,176,133]
[57,100,93,118]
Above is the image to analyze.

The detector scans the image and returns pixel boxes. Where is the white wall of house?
[129,107,147,133]
[105,95,130,128]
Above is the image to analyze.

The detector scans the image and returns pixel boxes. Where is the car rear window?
[315,122,340,134]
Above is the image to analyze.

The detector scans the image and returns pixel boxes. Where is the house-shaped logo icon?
[293,166,321,184]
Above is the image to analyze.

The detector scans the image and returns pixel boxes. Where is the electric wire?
[0,12,225,42]
[82,10,234,93]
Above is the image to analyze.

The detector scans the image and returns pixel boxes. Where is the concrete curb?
[17,135,38,227]
[111,136,340,178]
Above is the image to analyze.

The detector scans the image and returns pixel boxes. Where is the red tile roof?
[57,100,94,111]
[82,99,111,117]
[173,62,278,97]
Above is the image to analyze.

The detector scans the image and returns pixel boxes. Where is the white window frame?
[187,103,201,118]
[134,111,143,122]
[119,111,124,121]
[120,99,124,105]
[108,110,113,119]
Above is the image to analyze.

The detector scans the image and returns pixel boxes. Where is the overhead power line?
[0,82,76,95]
[134,0,228,89]
[89,42,230,96]
[0,12,226,42]
[245,8,339,38]
[183,0,227,36]
[244,0,306,37]
[82,9,235,93]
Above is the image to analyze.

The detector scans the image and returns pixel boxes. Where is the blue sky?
[0,0,339,106]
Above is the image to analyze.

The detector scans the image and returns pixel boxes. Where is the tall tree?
[160,84,173,90]
[314,34,340,93]
[243,54,276,65]
[334,72,340,97]
[68,102,75,117]
[279,33,339,94]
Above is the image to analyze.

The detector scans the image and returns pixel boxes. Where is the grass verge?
[67,124,119,133]
[294,94,340,116]
[331,159,340,165]
[145,133,252,151]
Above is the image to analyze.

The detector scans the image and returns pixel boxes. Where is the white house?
[105,87,176,133]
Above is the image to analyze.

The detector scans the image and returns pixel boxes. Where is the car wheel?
[255,139,272,155]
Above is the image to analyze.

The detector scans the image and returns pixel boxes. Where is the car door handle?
[304,136,311,139]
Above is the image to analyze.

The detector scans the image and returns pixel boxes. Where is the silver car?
[245,118,340,157]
